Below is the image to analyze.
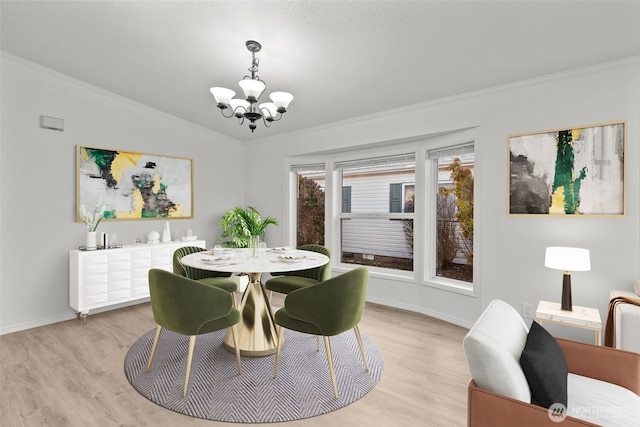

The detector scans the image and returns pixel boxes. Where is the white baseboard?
[365,296,474,329]
[1,313,76,335]
[0,298,151,335]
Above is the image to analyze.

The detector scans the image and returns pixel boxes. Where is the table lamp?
[544,246,591,311]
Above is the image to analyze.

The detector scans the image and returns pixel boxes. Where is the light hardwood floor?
[1,294,471,426]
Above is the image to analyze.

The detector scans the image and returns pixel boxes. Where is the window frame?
[285,129,478,297]
[424,142,476,295]
[336,153,416,276]
[287,163,327,249]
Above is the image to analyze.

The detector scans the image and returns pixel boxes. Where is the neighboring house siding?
[342,218,411,258]
[342,171,414,259]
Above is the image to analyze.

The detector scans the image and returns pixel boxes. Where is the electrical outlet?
[363,254,374,260]
[522,303,535,319]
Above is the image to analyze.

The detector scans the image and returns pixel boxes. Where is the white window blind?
[291,163,325,172]
[335,154,415,170]
[428,143,474,160]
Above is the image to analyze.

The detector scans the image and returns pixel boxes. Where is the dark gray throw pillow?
[519,320,568,408]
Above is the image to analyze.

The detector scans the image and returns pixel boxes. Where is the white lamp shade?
[238,79,266,99]
[544,247,591,272]
[270,91,293,109]
[229,99,250,114]
[259,102,278,119]
[210,87,235,105]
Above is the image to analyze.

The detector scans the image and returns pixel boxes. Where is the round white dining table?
[180,247,330,356]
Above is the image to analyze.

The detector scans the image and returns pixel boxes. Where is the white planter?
[86,231,97,249]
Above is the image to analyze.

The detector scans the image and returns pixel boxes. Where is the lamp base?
[561,272,572,311]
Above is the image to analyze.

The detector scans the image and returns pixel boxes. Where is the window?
[342,186,351,213]
[428,144,474,283]
[390,183,415,213]
[337,155,415,272]
[292,165,326,246]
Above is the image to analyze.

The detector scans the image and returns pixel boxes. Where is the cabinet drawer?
[83,284,107,297]
[82,254,108,267]
[131,259,151,270]
[109,289,131,301]
[83,275,108,287]
[83,264,108,276]
[109,261,131,273]
[109,252,130,263]
[108,271,130,283]
[131,277,148,288]
[151,247,171,259]
[108,278,130,291]
[84,294,108,307]
[131,286,150,298]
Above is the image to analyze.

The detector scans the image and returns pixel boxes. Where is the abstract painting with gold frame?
[508,121,625,216]
[77,146,194,221]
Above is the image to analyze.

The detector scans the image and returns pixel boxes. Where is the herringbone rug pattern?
[124,327,384,422]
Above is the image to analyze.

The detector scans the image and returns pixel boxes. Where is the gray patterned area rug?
[124,327,384,423]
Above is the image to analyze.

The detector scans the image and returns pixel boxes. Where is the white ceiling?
[2,1,640,142]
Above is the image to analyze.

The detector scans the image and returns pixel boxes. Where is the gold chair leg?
[273,325,284,378]
[231,324,242,375]
[183,336,197,397]
[232,292,238,307]
[354,324,370,372]
[323,336,339,399]
[267,290,273,302]
[146,325,163,372]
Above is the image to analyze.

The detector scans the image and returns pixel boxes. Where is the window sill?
[333,263,416,283]
[422,277,477,297]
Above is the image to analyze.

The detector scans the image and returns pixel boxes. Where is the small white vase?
[86,231,97,249]
[162,221,171,242]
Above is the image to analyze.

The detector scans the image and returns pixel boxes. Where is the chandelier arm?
[261,115,272,128]
[219,107,235,119]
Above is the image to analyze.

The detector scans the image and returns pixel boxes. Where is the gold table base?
[224,272,279,356]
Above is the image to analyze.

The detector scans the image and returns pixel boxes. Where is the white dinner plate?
[277,255,306,263]
[201,257,232,265]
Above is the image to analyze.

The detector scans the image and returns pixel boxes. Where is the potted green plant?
[218,206,278,255]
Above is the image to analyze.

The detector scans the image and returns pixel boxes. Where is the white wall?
[245,58,640,337]
[0,53,245,333]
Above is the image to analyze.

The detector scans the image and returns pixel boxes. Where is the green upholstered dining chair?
[264,244,331,300]
[273,267,370,399]
[173,246,238,305]
[146,268,242,397]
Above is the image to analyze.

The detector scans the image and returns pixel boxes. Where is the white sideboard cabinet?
[70,240,206,316]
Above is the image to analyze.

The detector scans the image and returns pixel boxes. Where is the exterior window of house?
[337,154,415,272]
[428,144,474,284]
[342,186,351,213]
[292,165,326,246]
[389,183,415,213]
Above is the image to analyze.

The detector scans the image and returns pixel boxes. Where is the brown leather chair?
[467,338,640,426]
[464,299,640,427]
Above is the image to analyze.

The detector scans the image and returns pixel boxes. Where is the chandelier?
[210,40,293,132]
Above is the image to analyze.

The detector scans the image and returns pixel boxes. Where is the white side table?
[535,300,602,345]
